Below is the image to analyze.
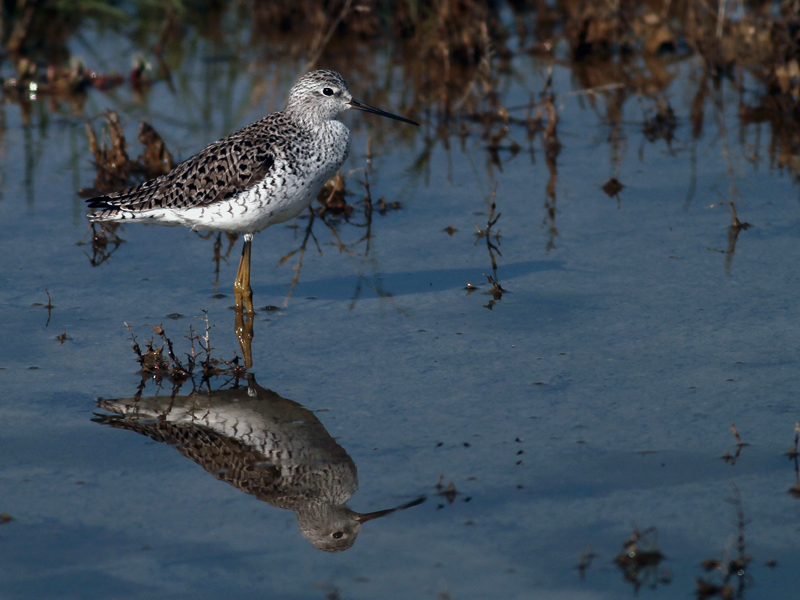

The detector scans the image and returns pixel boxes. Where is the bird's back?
[86,111,349,233]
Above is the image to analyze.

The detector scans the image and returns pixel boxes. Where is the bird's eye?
[332,531,344,539]
[322,87,334,96]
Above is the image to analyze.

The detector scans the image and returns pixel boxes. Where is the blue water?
[1,16,799,600]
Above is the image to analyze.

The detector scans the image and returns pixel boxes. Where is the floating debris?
[614,526,671,592]
[434,474,458,504]
[31,288,54,327]
[602,177,624,201]
[695,485,752,599]
[706,202,752,275]
[576,547,597,580]
[123,312,246,390]
[786,422,800,498]
[721,423,749,466]
[482,273,504,300]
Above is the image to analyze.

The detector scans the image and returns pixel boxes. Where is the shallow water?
[1,11,800,600]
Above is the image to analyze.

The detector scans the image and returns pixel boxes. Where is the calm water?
[1,13,799,600]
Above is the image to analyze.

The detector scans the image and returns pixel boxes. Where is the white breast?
[173,120,351,234]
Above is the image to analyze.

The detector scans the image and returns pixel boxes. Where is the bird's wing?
[95,412,285,497]
[86,115,294,214]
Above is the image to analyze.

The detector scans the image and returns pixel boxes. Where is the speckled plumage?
[95,377,365,552]
[85,70,417,310]
[87,71,355,233]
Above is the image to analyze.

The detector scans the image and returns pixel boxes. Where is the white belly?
[167,130,347,233]
[177,167,335,233]
[99,119,351,234]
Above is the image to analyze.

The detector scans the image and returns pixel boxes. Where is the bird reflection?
[93,374,422,551]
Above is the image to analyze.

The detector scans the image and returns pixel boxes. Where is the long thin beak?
[349,98,419,126]
[354,495,427,523]
[354,508,397,523]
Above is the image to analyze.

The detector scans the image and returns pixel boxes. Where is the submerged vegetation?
[2,2,800,598]
[2,0,798,287]
[5,0,800,169]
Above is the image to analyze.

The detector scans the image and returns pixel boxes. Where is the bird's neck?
[284,104,337,129]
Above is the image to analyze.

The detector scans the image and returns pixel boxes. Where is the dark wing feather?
[86,115,293,215]
[94,413,289,499]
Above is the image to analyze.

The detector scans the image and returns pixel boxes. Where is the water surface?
[1,6,799,599]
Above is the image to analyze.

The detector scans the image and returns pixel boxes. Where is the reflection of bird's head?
[297,503,402,552]
[298,505,363,552]
[94,375,426,553]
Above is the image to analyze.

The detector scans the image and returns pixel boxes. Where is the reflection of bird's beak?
[355,508,397,523]
[354,495,427,523]
[349,98,419,126]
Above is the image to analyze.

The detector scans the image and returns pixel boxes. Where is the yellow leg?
[234,305,254,369]
[234,233,254,314]
[233,233,255,369]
